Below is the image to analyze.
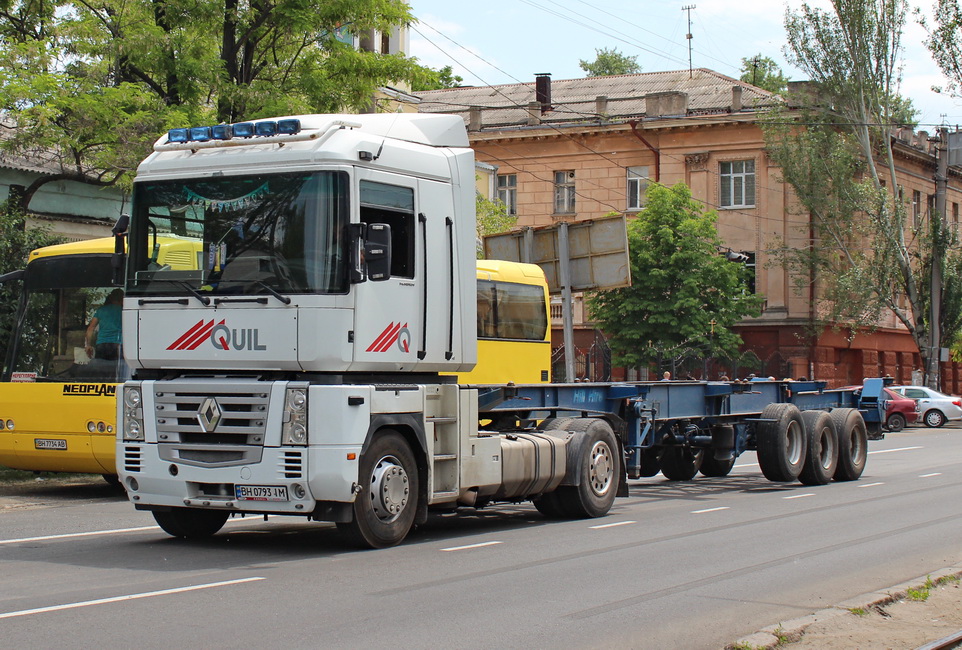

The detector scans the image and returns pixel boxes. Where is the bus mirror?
[0,269,24,285]
[364,223,392,282]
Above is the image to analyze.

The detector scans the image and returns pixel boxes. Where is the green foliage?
[0,203,62,363]
[0,0,434,208]
[476,192,516,258]
[578,47,641,77]
[586,183,763,369]
[739,54,789,93]
[411,65,463,91]
[926,0,962,98]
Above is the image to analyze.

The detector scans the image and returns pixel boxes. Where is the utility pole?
[682,5,695,78]
[929,126,948,390]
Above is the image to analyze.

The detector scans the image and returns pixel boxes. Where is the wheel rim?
[786,420,804,465]
[369,454,410,522]
[888,414,904,431]
[818,426,836,470]
[926,411,942,427]
[849,428,866,462]
[588,440,614,496]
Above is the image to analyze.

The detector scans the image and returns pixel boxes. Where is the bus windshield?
[127,171,350,297]
[6,254,130,383]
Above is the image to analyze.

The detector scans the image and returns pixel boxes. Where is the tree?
[411,65,463,92]
[925,0,962,97]
[771,0,949,386]
[476,192,517,258]
[0,0,436,211]
[586,183,763,371]
[739,54,789,93]
[578,47,641,77]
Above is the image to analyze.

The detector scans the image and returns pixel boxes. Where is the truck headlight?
[282,386,308,446]
[122,386,145,441]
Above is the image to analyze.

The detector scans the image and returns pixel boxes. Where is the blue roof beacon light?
[168,128,190,143]
[254,121,278,136]
[232,122,255,138]
[211,124,232,140]
[277,119,301,135]
[189,126,212,142]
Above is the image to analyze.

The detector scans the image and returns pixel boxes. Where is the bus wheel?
[831,408,867,482]
[153,508,229,539]
[554,418,619,517]
[338,431,419,548]
[756,403,806,482]
[798,410,838,486]
[660,447,703,481]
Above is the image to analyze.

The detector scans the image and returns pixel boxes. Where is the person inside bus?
[85,289,124,360]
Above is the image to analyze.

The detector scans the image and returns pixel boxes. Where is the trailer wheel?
[660,448,703,481]
[337,431,419,548]
[798,410,838,486]
[756,403,807,482]
[699,454,735,477]
[831,408,867,482]
[152,508,229,539]
[885,412,906,433]
[554,418,620,518]
[638,448,662,477]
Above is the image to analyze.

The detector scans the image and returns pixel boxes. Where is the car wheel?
[885,412,906,433]
[924,409,946,428]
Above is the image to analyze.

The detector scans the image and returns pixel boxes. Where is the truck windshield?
[127,171,350,297]
[5,255,131,383]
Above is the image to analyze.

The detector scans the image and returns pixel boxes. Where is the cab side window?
[360,180,415,279]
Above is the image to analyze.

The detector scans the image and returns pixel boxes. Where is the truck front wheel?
[153,508,229,539]
[338,431,419,549]
[554,418,620,518]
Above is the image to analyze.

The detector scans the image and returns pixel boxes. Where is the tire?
[756,403,807,482]
[923,409,946,428]
[637,448,661,477]
[885,412,906,433]
[699,453,735,477]
[533,491,568,518]
[552,418,620,518]
[102,474,122,489]
[660,447,703,481]
[798,410,838,486]
[337,431,419,549]
[152,508,229,539]
[831,408,868,482]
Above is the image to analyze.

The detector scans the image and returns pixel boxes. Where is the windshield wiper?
[209,279,292,305]
[140,279,211,306]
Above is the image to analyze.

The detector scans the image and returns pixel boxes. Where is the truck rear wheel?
[798,410,838,486]
[756,403,806,482]
[553,418,619,518]
[660,447,703,481]
[338,431,419,548]
[831,408,867,481]
[152,508,229,539]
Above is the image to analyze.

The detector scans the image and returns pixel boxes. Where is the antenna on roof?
[682,5,696,79]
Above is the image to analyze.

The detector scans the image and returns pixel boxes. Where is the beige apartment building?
[416,69,962,389]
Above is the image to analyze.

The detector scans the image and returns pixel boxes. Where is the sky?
[407,0,962,130]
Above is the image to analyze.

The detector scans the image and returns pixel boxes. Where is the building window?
[912,190,921,227]
[554,170,575,214]
[497,174,517,215]
[720,160,755,208]
[627,166,649,211]
[953,202,959,231]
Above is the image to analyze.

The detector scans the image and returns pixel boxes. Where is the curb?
[726,566,962,649]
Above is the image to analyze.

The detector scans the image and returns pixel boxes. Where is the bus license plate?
[235,485,288,502]
[34,439,67,450]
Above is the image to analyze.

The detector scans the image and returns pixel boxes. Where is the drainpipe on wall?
[627,120,660,183]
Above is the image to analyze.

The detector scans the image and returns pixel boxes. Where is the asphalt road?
[0,425,960,649]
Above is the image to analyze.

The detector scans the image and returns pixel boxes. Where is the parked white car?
[888,386,962,428]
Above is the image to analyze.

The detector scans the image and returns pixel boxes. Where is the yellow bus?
[458,259,551,384]
[0,235,200,481]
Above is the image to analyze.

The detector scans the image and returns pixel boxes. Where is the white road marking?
[783,493,815,500]
[733,463,754,468]
[440,541,503,552]
[691,507,730,514]
[868,446,922,455]
[589,520,636,529]
[858,482,885,488]
[920,472,942,478]
[0,515,264,546]
[0,577,265,620]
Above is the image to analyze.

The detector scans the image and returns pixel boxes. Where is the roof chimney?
[535,73,552,114]
[731,86,743,112]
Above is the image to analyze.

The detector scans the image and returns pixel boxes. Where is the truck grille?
[153,382,270,445]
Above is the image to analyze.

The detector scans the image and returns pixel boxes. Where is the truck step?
[433,453,458,461]
[432,490,459,499]
[426,416,458,424]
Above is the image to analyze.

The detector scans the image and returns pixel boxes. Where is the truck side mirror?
[349,223,392,283]
[111,214,129,286]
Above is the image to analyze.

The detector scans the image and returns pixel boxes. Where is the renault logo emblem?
[197,397,222,432]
